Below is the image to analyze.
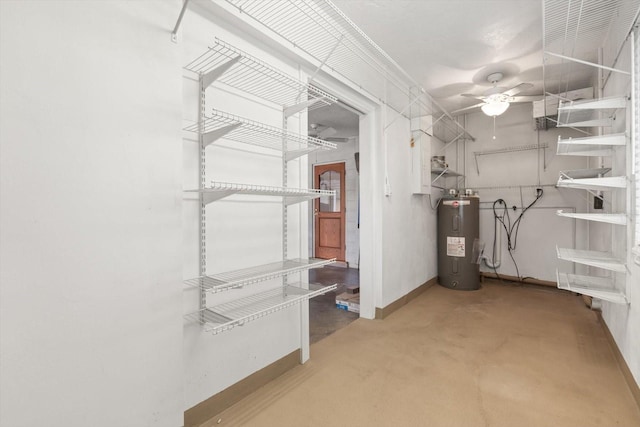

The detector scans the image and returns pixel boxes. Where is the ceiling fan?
[452,72,538,116]
[308,123,350,143]
[309,123,337,139]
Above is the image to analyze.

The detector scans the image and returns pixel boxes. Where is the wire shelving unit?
[185,284,339,335]
[543,0,637,306]
[182,29,340,345]
[184,109,336,160]
[185,37,337,114]
[184,258,336,293]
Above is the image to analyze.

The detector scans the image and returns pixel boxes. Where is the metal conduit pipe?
[483,219,502,269]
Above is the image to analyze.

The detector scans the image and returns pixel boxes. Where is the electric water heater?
[437,195,480,291]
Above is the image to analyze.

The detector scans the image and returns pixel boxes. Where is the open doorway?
[307,102,361,343]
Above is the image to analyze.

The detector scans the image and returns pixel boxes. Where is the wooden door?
[314,162,346,261]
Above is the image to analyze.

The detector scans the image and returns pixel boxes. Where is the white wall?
[0,1,184,426]
[380,106,438,306]
[454,103,590,282]
[308,138,360,267]
[358,109,383,318]
[599,31,640,386]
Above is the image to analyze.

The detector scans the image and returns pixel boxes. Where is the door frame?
[313,161,346,262]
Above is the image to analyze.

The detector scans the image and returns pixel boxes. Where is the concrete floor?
[204,280,640,427]
[308,265,360,344]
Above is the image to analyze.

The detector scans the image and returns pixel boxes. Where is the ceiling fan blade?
[461,93,486,100]
[502,83,534,97]
[509,95,544,103]
[325,137,350,143]
[451,102,485,115]
[317,127,337,138]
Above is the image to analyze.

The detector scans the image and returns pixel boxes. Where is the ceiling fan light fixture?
[481,99,509,116]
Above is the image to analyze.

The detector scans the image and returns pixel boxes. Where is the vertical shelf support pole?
[199,76,207,320]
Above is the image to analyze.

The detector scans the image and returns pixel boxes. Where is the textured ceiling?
[330,0,546,114]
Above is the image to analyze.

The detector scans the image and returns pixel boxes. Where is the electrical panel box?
[410,115,433,195]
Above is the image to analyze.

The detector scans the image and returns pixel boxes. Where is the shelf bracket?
[203,191,235,204]
[285,148,315,162]
[384,91,422,132]
[437,131,465,155]
[171,0,190,43]
[298,34,345,101]
[431,169,447,185]
[202,56,242,89]
[284,97,327,117]
[203,123,242,147]
[428,114,446,134]
[285,196,311,206]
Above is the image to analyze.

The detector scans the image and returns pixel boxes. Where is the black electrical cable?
[490,202,504,282]
[491,189,544,281]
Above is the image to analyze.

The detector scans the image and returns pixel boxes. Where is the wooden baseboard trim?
[375,277,437,320]
[597,312,640,410]
[480,272,556,288]
[184,349,301,427]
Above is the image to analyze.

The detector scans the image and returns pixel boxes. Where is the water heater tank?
[437,196,480,290]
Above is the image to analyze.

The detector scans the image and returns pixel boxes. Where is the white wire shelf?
[556,99,623,127]
[559,167,611,179]
[431,167,463,186]
[184,109,336,160]
[557,171,626,191]
[473,143,549,174]
[184,37,337,113]
[184,258,336,293]
[557,272,627,304]
[557,96,627,111]
[544,0,639,63]
[474,143,549,157]
[184,284,339,335]
[186,181,335,205]
[556,246,626,273]
[557,210,627,226]
[556,133,627,156]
